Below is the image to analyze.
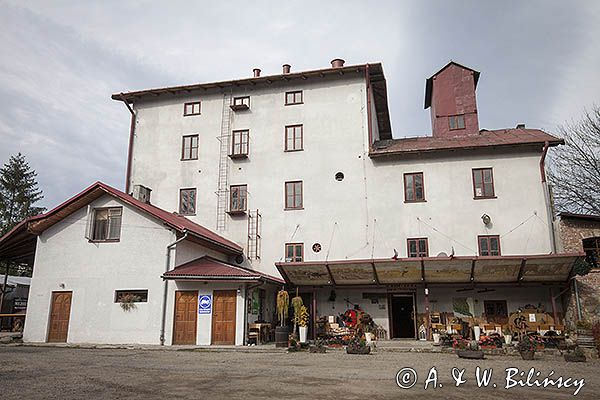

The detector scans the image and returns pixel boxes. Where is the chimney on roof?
[253,68,261,78]
[426,62,480,138]
[516,123,526,129]
[132,184,152,204]
[331,58,345,68]
[282,64,291,74]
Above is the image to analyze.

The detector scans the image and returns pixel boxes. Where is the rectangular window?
[285,243,304,262]
[404,172,425,202]
[473,168,495,198]
[407,238,428,257]
[285,91,303,105]
[114,290,148,303]
[285,125,303,151]
[229,185,248,213]
[91,207,122,241]
[231,96,250,109]
[231,130,249,157]
[583,237,600,269]
[448,114,465,130]
[179,188,196,215]
[181,135,199,160]
[478,235,501,256]
[183,102,201,116]
[285,181,303,209]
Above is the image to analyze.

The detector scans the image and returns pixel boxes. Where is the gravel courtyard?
[0,345,597,399]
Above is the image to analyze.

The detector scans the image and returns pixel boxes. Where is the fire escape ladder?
[247,209,262,260]
[216,92,233,231]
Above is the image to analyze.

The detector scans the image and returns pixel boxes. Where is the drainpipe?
[540,141,557,253]
[244,280,265,345]
[160,230,189,345]
[119,93,136,194]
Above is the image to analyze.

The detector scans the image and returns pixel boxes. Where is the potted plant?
[478,335,497,349]
[346,335,371,355]
[455,337,484,359]
[296,305,309,343]
[517,334,544,360]
[360,313,376,345]
[432,331,441,345]
[291,289,303,337]
[309,339,327,354]
[118,293,140,311]
[275,289,290,348]
[503,327,512,345]
[564,346,586,362]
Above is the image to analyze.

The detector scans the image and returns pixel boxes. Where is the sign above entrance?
[198,294,212,314]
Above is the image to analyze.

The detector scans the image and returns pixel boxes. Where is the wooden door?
[212,290,237,345]
[48,291,72,343]
[173,291,198,345]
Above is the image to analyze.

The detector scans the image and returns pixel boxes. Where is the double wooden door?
[211,290,237,345]
[173,291,198,345]
[48,291,72,342]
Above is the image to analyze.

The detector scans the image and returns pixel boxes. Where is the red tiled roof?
[24,182,242,255]
[370,128,563,157]
[164,256,284,283]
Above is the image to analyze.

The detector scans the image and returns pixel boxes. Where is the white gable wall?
[24,194,176,344]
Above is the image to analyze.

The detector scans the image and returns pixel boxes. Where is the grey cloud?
[1,0,599,209]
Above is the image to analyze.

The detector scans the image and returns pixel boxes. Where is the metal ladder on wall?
[216,92,232,231]
[247,209,262,260]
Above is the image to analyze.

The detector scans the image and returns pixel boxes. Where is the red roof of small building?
[370,128,563,157]
[0,181,242,257]
[163,256,284,283]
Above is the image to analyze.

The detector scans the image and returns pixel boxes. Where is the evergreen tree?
[0,153,45,236]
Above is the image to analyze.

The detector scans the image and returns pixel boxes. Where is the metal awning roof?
[275,254,582,287]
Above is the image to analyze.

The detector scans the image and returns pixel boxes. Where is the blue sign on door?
[198,295,212,314]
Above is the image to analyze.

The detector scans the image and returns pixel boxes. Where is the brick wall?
[558,216,600,326]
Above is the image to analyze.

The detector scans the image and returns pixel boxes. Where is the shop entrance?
[389,294,415,339]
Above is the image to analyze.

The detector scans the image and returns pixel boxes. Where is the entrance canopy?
[275,254,582,287]
[164,256,284,285]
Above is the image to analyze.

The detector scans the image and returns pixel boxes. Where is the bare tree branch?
[548,105,600,215]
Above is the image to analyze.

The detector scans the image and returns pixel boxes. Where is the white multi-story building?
[0,59,582,345]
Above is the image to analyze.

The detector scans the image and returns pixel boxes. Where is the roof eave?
[112,63,376,104]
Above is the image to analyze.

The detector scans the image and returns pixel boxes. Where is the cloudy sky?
[1,0,599,208]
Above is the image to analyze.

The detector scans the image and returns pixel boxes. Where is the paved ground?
[0,345,597,399]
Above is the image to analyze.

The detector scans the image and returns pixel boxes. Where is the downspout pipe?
[119,93,136,194]
[540,141,557,253]
[244,280,265,345]
[160,230,189,345]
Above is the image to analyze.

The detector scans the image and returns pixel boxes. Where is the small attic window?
[448,114,465,130]
[90,207,122,241]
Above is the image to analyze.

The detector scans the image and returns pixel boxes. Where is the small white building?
[0,59,584,344]
[0,182,281,345]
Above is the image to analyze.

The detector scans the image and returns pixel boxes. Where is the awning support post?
[573,278,583,321]
[550,288,558,324]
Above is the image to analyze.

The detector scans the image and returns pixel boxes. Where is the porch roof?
[275,253,583,287]
[163,256,284,284]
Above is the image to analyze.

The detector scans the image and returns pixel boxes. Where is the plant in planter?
[291,289,303,336]
[295,305,309,343]
[564,346,587,362]
[517,334,544,360]
[288,336,300,352]
[346,335,371,355]
[455,337,484,359]
[309,339,327,354]
[502,327,513,345]
[275,289,290,348]
[118,293,141,311]
[478,335,497,349]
